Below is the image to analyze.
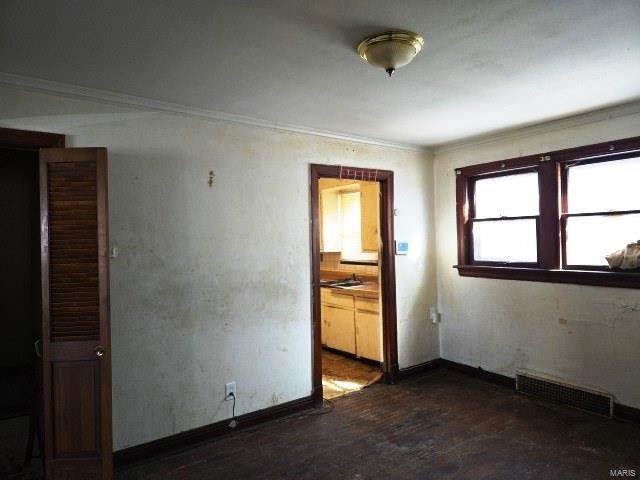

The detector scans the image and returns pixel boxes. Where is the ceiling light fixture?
[357,31,424,77]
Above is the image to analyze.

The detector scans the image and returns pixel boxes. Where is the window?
[455,135,640,289]
[340,192,378,263]
[471,171,539,264]
[564,157,640,268]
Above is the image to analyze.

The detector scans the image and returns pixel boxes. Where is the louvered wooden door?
[40,148,112,480]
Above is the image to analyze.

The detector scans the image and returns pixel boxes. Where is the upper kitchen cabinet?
[360,182,379,252]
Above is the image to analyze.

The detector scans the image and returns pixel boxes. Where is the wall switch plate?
[225,381,236,401]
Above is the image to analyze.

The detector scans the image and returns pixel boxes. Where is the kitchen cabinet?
[321,287,381,361]
[355,310,382,361]
[321,305,328,345]
[321,288,354,309]
[360,181,379,252]
[324,305,356,354]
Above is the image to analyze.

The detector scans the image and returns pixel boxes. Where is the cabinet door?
[320,305,328,345]
[355,310,382,361]
[360,182,379,252]
[325,306,355,354]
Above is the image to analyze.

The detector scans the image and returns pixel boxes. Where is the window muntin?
[471,171,540,264]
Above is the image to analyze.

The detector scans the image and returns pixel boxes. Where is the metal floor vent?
[516,371,613,417]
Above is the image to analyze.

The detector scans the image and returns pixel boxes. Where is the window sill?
[454,265,640,289]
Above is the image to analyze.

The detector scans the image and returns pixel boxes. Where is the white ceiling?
[1,0,639,147]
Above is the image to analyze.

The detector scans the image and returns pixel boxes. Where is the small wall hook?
[208,170,216,188]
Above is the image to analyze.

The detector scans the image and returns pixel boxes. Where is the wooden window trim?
[455,135,640,289]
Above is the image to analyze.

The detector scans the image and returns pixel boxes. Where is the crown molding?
[433,99,640,155]
[0,71,426,153]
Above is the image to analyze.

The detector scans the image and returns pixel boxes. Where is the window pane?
[565,213,640,266]
[568,157,640,213]
[474,172,539,218]
[473,219,537,263]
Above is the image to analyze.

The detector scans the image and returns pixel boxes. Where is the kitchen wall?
[0,84,439,450]
[433,108,640,409]
[320,252,378,277]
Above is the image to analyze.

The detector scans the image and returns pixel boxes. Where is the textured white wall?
[433,111,640,409]
[0,85,439,450]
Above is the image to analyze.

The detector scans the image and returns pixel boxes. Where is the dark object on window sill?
[454,265,640,289]
[340,260,378,266]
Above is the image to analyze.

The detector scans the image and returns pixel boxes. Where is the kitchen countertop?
[321,282,379,299]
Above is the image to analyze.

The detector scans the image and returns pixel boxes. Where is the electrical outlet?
[225,381,236,401]
[429,307,441,324]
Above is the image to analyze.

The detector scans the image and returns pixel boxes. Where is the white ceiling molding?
[433,99,640,155]
[0,71,426,153]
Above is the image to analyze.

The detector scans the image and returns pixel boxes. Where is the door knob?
[95,345,105,357]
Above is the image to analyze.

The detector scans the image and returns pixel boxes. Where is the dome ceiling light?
[357,30,424,77]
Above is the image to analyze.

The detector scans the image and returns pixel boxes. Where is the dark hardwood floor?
[117,368,640,480]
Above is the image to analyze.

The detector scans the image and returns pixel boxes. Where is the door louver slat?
[47,161,100,342]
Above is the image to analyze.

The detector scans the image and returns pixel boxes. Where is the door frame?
[0,127,65,468]
[0,127,65,150]
[310,164,399,405]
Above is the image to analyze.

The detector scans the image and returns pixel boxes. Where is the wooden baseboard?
[115,359,640,469]
[398,358,442,379]
[114,395,314,469]
[438,359,516,388]
[614,402,640,423]
[429,358,640,423]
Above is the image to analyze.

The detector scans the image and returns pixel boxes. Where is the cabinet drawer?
[321,288,354,309]
[355,296,379,313]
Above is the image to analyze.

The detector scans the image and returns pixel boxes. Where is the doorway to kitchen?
[310,165,398,405]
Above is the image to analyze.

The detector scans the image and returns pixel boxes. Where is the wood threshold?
[455,265,640,289]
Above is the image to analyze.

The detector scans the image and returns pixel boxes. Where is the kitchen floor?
[116,368,640,480]
[321,350,383,400]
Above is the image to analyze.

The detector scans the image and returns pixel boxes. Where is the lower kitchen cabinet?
[324,305,356,354]
[321,305,328,345]
[321,287,381,361]
[355,310,382,361]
